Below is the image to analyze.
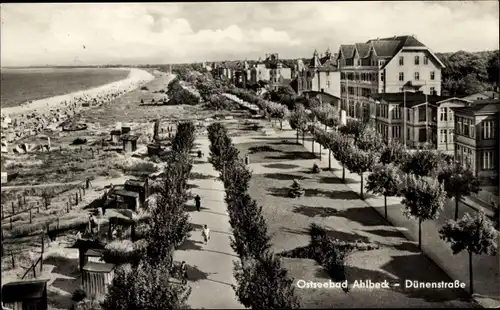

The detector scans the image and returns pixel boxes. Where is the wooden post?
[10,217,12,230]
[75,192,78,205]
[60,145,62,152]
[29,208,32,223]
[82,187,86,196]
[57,217,60,230]
[80,146,83,152]
[67,201,70,213]
[23,195,26,205]
[1,205,4,219]
[40,233,44,272]
[91,148,94,158]
[11,252,15,268]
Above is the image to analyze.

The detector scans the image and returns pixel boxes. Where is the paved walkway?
[284,125,500,308]
[173,137,242,309]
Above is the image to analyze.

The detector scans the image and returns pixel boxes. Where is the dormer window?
[357,60,361,66]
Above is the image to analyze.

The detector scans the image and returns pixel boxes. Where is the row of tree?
[227,87,289,129]
[207,123,300,309]
[292,109,497,294]
[101,122,197,309]
[166,77,200,106]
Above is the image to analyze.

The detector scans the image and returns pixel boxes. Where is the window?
[326,81,330,88]
[430,87,435,95]
[440,108,447,121]
[414,72,420,80]
[357,60,361,66]
[399,72,404,81]
[392,106,401,119]
[448,110,454,121]
[463,119,469,136]
[407,109,411,122]
[407,128,411,140]
[482,151,494,170]
[419,106,426,122]
[482,121,495,139]
[381,72,384,82]
[470,121,475,138]
[326,71,330,76]
[399,56,404,66]
[414,56,420,65]
[440,129,447,143]
[430,71,435,80]
[449,129,454,142]
[424,56,429,65]
[392,125,401,138]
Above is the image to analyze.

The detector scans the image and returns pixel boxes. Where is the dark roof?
[374,35,426,48]
[85,248,105,257]
[83,262,115,273]
[452,100,500,115]
[2,279,49,301]
[121,134,140,141]
[110,130,121,135]
[318,58,338,72]
[304,91,340,101]
[112,189,140,198]
[370,92,451,108]
[125,179,146,187]
[370,40,401,57]
[355,43,371,58]
[461,91,499,101]
[339,45,355,59]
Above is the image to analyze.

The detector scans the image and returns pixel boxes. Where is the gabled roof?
[317,58,338,72]
[355,43,371,58]
[83,262,115,273]
[451,100,500,115]
[339,45,355,59]
[461,91,499,101]
[369,40,401,57]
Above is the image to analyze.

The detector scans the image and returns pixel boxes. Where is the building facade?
[452,100,499,184]
[248,54,292,89]
[337,35,445,123]
[293,49,340,98]
[369,92,471,151]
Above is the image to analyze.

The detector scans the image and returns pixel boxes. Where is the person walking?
[202,224,210,245]
[195,195,201,212]
[180,261,188,284]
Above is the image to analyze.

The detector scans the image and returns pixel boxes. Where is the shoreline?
[1,68,155,117]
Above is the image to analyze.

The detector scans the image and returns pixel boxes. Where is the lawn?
[235,137,316,164]
[238,137,476,308]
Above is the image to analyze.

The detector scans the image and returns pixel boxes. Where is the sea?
[0,67,130,108]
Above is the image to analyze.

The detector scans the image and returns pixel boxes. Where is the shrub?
[72,138,87,145]
[140,86,149,91]
[312,163,320,173]
[102,239,147,266]
[288,179,305,198]
[71,287,87,302]
[121,162,158,177]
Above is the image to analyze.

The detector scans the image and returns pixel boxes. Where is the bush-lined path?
[173,137,243,309]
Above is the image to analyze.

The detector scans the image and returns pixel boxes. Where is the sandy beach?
[1,68,155,117]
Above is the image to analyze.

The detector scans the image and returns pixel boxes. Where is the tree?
[332,134,355,183]
[289,104,309,144]
[401,149,441,177]
[379,141,408,166]
[401,174,446,248]
[102,262,190,310]
[227,194,271,259]
[438,163,482,220]
[355,125,384,153]
[343,147,378,199]
[338,119,366,143]
[233,252,300,309]
[366,164,401,219]
[439,211,498,294]
[171,121,196,154]
[224,159,252,202]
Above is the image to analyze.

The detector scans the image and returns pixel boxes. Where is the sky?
[1,1,499,66]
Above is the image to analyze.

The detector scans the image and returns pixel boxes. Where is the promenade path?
[173,137,243,309]
[275,123,499,308]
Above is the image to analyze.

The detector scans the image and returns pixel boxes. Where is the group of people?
[179,194,210,284]
[1,78,151,143]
